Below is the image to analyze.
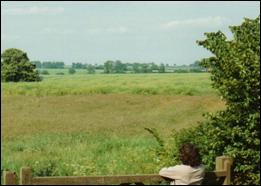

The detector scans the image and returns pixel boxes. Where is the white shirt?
[159,164,205,185]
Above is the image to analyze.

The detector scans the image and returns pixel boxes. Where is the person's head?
[179,143,201,167]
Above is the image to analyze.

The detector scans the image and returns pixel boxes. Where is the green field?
[2,73,216,96]
[1,73,225,178]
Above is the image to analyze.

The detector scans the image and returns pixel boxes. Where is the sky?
[1,1,260,65]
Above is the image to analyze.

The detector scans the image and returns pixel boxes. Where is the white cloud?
[163,16,230,29]
[2,6,64,16]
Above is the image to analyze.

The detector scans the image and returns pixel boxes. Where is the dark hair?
[179,143,201,167]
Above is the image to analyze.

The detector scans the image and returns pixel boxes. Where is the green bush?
[40,70,49,75]
[195,16,260,185]
[56,72,65,75]
[147,16,260,185]
[68,68,76,74]
[173,69,189,73]
[1,48,41,82]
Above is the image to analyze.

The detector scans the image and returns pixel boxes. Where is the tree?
[141,63,152,73]
[189,60,207,72]
[68,68,76,74]
[1,48,41,82]
[104,60,113,73]
[40,70,49,75]
[114,60,126,73]
[133,63,140,73]
[150,63,159,72]
[42,61,65,69]
[159,63,165,73]
[87,64,95,74]
[194,16,259,184]
[72,62,86,69]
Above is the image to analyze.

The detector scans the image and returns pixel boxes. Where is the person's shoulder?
[160,165,178,171]
[193,164,206,175]
[171,164,190,171]
[179,164,205,172]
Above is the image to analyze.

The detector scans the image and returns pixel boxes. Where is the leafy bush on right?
[191,16,260,185]
[149,16,260,185]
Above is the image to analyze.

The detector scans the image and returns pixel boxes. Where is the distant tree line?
[31,61,65,69]
[72,62,87,69]
[31,60,207,74]
[103,60,206,74]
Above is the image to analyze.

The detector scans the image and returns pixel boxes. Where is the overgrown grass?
[2,133,159,177]
[1,73,225,182]
[1,95,225,140]
[1,73,216,96]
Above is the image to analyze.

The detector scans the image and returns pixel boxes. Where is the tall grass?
[2,133,159,177]
[1,73,217,96]
[1,73,225,181]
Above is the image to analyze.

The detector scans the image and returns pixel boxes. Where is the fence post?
[20,167,32,185]
[3,171,17,185]
[215,156,233,185]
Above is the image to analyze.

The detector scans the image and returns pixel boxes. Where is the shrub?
[173,69,189,73]
[68,68,76,74]
[87,65,95,74]
[56,72,65,75]
[147,16,260,185]
[1,48,41,82]
[195,16,260,185]
[40,70,49,75]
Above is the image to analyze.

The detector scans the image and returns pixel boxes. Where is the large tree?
[195,16,260,184]
[1,48,41,82]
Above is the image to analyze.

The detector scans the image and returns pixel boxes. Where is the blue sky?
[1,1,260,65]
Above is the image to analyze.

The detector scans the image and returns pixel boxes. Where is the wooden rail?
[3,156,233,185]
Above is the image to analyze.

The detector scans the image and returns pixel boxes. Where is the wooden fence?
[3,156,233,185]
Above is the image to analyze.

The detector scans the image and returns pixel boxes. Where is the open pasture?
[1,73,225,178]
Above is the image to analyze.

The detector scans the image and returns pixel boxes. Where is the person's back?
[159,143,205,185]
[159,164,205,185]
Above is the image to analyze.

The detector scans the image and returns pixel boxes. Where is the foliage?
[42,61,65,69]
[146,16,260,185]
[1,48,41,82]
[104,60,126,73]
[158,64,165,73]
[87,64,96,74]
[68,68,76,74]
[173,69,189,73]
[104,60,113,73]
[72,62,87,69]
[56,72,65,75]
[40,70,50,75]
[195,16,260,185]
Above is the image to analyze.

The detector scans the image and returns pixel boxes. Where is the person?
[159,143,205,185]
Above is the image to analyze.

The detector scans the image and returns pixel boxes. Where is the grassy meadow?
[2,73,216,96]
[1,73,226,179]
